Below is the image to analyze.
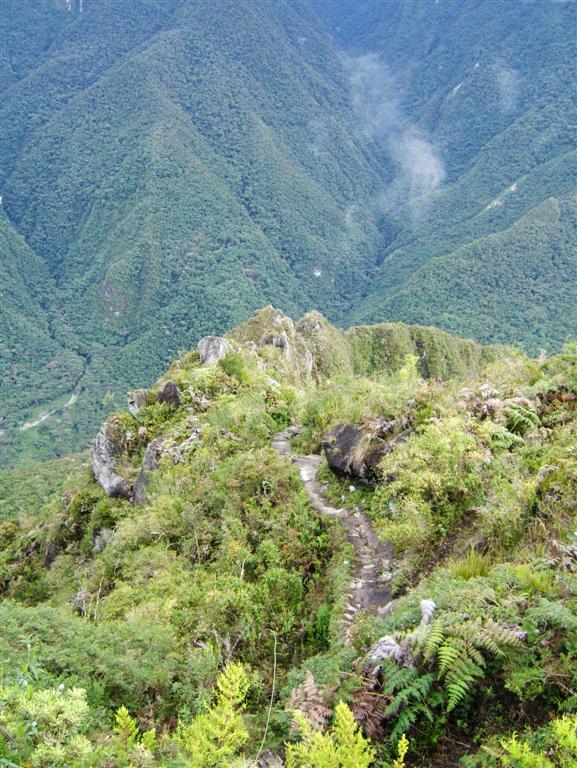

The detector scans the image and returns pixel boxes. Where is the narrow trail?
[17,362,88,432]
[272,427,394,629]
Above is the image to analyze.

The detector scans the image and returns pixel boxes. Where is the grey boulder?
[133,437,164,504]
[91,421,131,499]
[127,389,148,415]
[198,336,230,365]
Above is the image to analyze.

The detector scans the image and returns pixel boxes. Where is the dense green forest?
[315,0,577,343]
[1,0,575,466]
[0,308,575,766]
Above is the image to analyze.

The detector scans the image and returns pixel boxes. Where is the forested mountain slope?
[314,0,577,346]
[0,0,384,464]
[0,308,575,766]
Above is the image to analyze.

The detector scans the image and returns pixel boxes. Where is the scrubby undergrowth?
[1,311,575,766]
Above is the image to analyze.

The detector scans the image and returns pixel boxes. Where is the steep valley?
[1,0,575,466]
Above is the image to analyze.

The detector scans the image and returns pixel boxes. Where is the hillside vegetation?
[1,0,575,466]
[0,0,382,465]
[1,309,575,766]
[317,0,577,347]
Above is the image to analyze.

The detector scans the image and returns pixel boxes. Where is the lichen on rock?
[90,419,132,499]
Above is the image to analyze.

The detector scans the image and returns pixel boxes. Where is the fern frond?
[446,680,471,712]
[423,620,445,661]
[527,598,577,631]
[382,665,418,696]
[452,618,521,655]
[504,403,540,436]
[384,685,417,717]
[389,704,422,741]
[384,671,434,719]
[437,638,466,676]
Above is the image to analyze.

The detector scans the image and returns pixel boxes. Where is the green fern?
[437,638,464,676]
[423,620,446,661]
[491,422,525,451]
[451,618,522,656]
[441,619,520,710]
[504,403,540,436]
[398,616,522,717]
[381,663,437,740]
[527,598,577,631]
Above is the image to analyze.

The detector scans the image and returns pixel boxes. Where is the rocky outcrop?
[91,421,131,499]
[198,336,230,365]
[133,437,164,504]
[157,380,181,406]
[228,306,312,376]
[127,389,148,415]
[322,422,411,483]
[296,310,354,378]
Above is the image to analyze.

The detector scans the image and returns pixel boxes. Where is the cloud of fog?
[493,63,520,113]
[349,53,445,218]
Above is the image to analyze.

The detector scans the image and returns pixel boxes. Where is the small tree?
[178,662,250,768]
[286,700,375,768]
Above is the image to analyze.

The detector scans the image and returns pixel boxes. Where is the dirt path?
[17,363,87,432]
[272,427,394,628]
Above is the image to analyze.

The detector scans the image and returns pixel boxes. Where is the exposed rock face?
[270,331,292,361]
[373,415,412,439]
[323,423,363,477]
[256,751,284,768]
[303,348,314,376]
[93,527,113,553]
[133,437,164,504]
[323,422,411,483]
[479,382,500,400]
[188,388,210,411]
[91,421,131,499]
[127,389,148,415]
[365,599,436,674]
[198,336,230,365]
[157,380,181,406]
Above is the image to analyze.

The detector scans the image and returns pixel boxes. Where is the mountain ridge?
[0,300,575,766]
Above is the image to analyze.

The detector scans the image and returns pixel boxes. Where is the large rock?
[198,336,230,365]
[91,421,131,499]
[133,437,164,504]
[323,423,363,478]
[127,389,148,415]
[323,423,412,482]
[157,380,181,406]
